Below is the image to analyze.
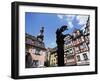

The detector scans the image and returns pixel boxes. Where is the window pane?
[77,55,81,61]
[83,53,88,60]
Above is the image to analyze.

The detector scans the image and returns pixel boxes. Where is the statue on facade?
[56,25,68,66]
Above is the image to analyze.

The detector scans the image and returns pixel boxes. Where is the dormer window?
[77,30,80,36]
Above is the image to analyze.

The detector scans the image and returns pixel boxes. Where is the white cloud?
[57,14,88,29]
[76,15,88,25]
[57,15,64,19]
[65,15,75,21]
[68,22,73,28]
[65,15,75,28]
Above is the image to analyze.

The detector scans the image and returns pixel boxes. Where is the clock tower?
[37,27,44,42]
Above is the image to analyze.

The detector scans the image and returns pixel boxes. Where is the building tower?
[37,27,44,42]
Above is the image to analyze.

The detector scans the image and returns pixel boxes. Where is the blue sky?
[25,12,89,48]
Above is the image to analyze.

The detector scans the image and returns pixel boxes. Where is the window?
[69,48,73,54]
[83,43,88,51]
[80,44,84,50]
[80,43,88,51]
[83,53,88,60]
[72,41,75,46]
[77,30,80,36]
[66,48,73,55]
[35,49,40,55]
[73,40,76,45]
[67,55,74,59]
[73,33,76,38]
[81,36,84,42]
[33,60,39,67]
[76,39,79,44]
[66,49,70,55]
[74,46,80,53]
[77,55,81,61]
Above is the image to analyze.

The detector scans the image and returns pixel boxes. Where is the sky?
[25,12,89,48]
